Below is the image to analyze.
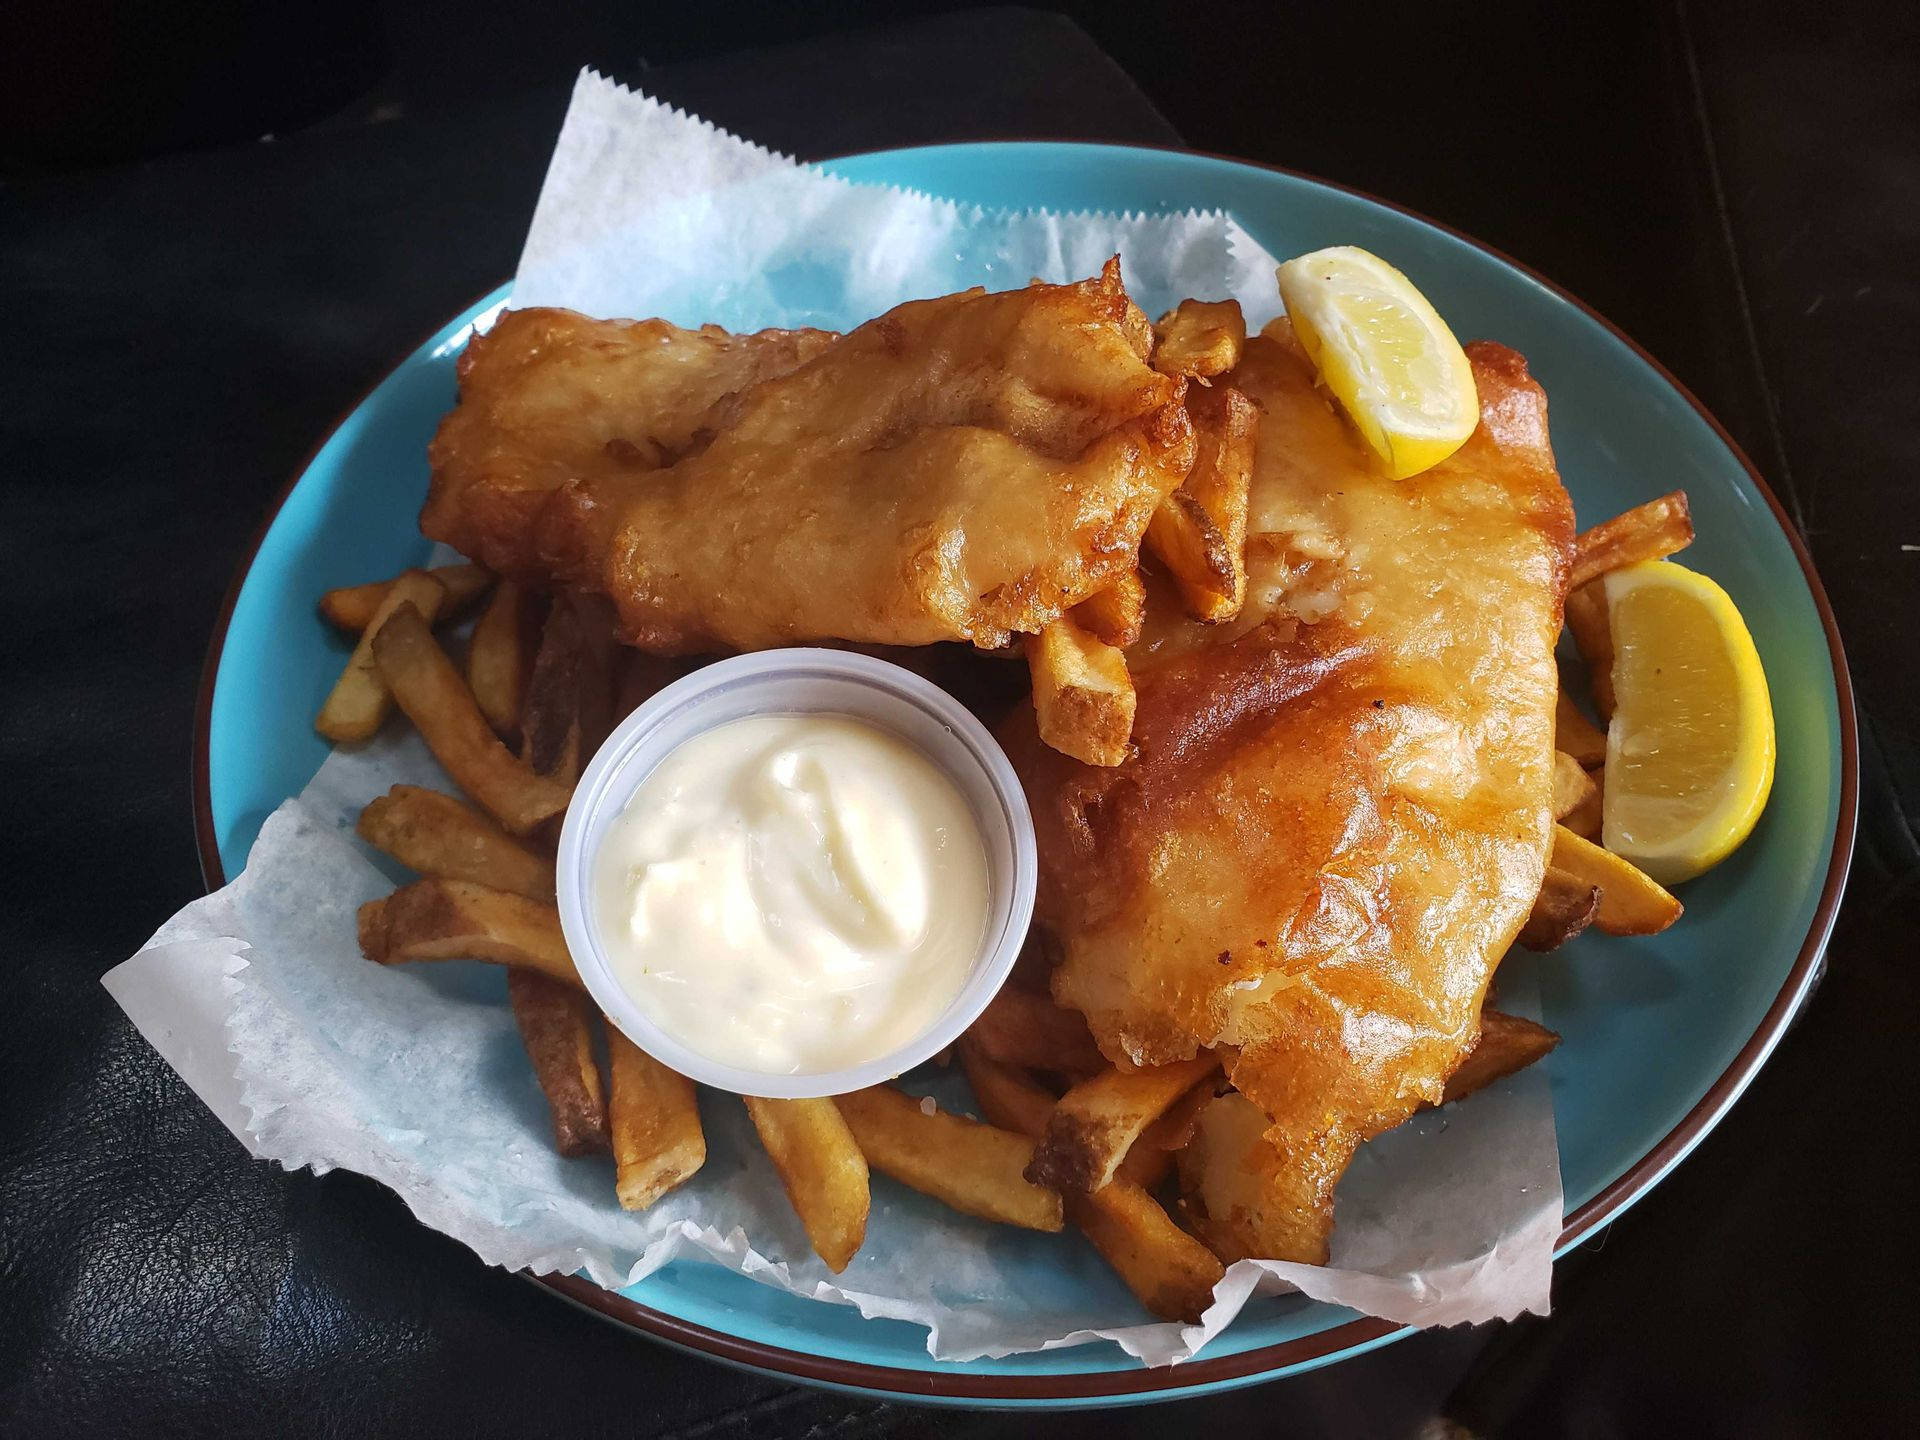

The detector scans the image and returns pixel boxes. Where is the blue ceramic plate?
[194,143,1855,1408]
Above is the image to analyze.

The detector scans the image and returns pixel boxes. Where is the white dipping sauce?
[592,713,991,1075]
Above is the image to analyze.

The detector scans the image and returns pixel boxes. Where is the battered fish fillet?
[424,307,836,578]
[426,261,1195,654]
[1003,324,1575,1265]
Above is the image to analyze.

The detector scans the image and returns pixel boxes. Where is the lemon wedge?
[1601,560,1775,884]
[1276,246,1479,479]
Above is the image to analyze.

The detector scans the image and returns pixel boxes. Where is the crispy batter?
[426,262,1195,654]
[423,308,834,577]
[1005,326,1575,1264]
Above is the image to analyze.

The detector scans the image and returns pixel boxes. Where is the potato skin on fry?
[360,878,580,988]
[370,603,573,835]
[320,563,491,632]
[1024,1054,1219,1195]
[1517,865,1603,951]
[356,784,555,900]
[1441,1009,1559,1104]
[508,969,608,1156]
[316,570,446,743]
[1551,825,1682,936]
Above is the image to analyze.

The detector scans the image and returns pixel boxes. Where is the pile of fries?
[309,308,1699,1322]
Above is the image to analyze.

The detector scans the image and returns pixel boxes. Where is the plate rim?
[190,138,1859,1404]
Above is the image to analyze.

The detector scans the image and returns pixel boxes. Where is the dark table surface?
[3,4,1916,1435]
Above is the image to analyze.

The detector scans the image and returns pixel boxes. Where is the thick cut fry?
[1569,491,1693,591]
[961,1042,1169,1189]
[1551,749,1599,823]
[467,580,537,739]
[1145,385,1257,621]
[965,987,1106,1079]
[1442,1009,1560,1103]
[1025,1054,1220,1194]
[356,784,555,899]
[1072,1174,1225,1324]
[1151,299,1247,379]
[836,1085,1063,1232]
[508,969,608,1156]
[607,1027,705,1210]
[962,1046,1222,1321]
[742,1096,870,1272]
[359,878,580,987]
[1026,617,1136,767]
[520,593,617,786]
[1069,570,1146,649]
[370,604,573,834]
[1564,581,1615,718]
[1562,764,1604,840]
[959,1041,1055,1136]
[315,571,446,743]
[320,562,491,632]
[1552,825,1683,935]
[1554,688,1609,768]
[1516,865,1603,951]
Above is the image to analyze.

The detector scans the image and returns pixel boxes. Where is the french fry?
[1069,570,1146,649]
[607,1026,705,1211]
[315,570,446,743]
[964,987,1106,1080]
[1441,1009,1560,1103]
[743,1096,870,1272]
[1151,298,1246,380]
[370,603,573,834]
[1026,616,1136,767]
[508,969,608,1156]
[356,784,555,900]
[1551,750,1599,823]
[962,1046,1223,1322]
[1074,1175,1225,1324]
[359,877,580,988]
[836,1085,1063,1233]
[1516,865,1602,951]
[467,580,537,740]
[1552,825,1683,935]
[1562,764,1604,840]
[1564,582,1615,718]
[1145,386,1257,622]
[1025,1054,1220,1194]
[320,562,491,632]
[1568,491,1693,592]
[1555,688,1609,768]
[521,593,617,786]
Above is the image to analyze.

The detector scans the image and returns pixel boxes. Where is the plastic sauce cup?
[555,648,1038,1100]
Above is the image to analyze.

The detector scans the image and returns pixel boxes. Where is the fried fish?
[1003,322,1575,1264]
[425,261,1194,655]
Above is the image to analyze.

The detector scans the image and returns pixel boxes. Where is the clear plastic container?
[555,648,1037,1099]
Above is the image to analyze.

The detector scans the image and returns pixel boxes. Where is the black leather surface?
[3,4,1916,1435]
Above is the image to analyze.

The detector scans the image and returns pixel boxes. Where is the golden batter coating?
[1004,324,1575,1264]
[425,261,1194,655]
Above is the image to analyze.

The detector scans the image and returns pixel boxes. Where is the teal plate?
[193,143,1856,1407]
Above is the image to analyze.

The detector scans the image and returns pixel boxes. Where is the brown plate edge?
[189,141,1860,1404]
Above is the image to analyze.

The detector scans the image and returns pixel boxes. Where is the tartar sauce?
[592,713,991,1075]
